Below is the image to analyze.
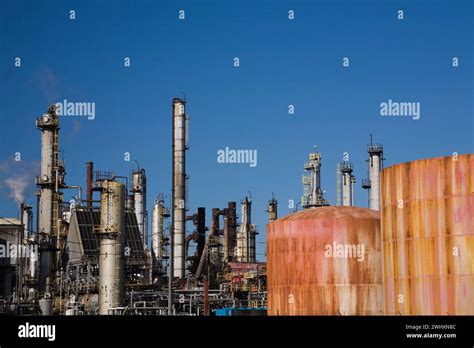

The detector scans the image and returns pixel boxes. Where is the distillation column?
[341,162,354,206]
[36,105,62,295]
[302,148,329,209]
[172,98,187,279]
[97,180,125,315]
[132,169,147,248]
[152,197,168,273]
[267,196,278,222]
[236,197,256,263]
[368,144,383,211]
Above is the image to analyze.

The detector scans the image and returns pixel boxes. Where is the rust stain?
[381,154,474,315]
[267,206,382,315]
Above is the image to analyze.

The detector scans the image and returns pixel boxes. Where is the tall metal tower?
[301,147,329,209]
[362,135,384,211]
[36,105,65,296]
[340,161,355,206]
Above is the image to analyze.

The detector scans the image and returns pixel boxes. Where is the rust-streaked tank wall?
[381,154,474,315]
[267,206,382,315]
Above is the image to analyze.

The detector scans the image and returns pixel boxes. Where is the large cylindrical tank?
[97,180,125,315]
[267,206,382,315]
[381,154,474,315]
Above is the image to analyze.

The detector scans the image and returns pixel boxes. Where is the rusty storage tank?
[381,154,474,315]
[267,206,382,315]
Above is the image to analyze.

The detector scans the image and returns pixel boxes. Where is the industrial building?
[0,100,472,316]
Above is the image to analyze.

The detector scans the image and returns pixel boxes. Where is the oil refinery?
[0,99,472,317]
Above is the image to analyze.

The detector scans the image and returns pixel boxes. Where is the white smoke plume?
[0,158,40,205]
[4,175,29,204]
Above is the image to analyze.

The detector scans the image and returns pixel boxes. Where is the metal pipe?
[63,185,82,203]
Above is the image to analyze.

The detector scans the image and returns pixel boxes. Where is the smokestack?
[86,162,93,206]
[171,98,187,279]
[22,205,33,240]
[368,139,383,211]
[97,180,125,315]
[209,208,221,274]
[227,202,236,260]
[222,203,236,262]
[132,169,147,248]
[36,105,61,294]
[196,207,206,262]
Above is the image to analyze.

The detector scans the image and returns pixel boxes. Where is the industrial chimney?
[86,162,93,207]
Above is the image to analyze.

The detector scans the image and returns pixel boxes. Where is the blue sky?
[0,0,473,260]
